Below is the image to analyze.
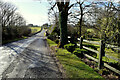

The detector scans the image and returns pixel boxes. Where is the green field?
[29,27,41,34]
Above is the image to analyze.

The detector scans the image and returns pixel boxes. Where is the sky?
[3,0,120,26]
[4,0,50,26]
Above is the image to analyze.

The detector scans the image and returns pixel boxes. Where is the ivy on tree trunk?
[59,11,68,47]
[118,17,120,47]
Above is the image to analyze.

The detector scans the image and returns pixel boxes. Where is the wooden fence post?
[80,37,83,49]
[98,40,105,70]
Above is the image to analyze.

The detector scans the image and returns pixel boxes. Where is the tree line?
[47,0,120,47]
[0,1,31,42]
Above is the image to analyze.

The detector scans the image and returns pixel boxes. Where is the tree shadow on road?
[2,42,63,78]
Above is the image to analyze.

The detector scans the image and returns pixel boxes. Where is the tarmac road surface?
[1,30,63,79]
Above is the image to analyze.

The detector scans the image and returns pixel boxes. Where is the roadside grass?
[47,39,103,78]
[29,27,41,34]
[47,39,57,47]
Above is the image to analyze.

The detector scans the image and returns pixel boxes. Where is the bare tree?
[48,2,58,25]
[0,1,26,27]
[68,0,96,37]
[0,1,17,27]
[94,1,119,43]
[0,1,28,41]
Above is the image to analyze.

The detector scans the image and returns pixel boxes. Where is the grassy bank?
[47,39,103,78]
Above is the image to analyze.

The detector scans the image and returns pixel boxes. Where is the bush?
[2,26,31,41]
[69,34,77,44]
[46,30,49,36]
[52,24,60,36]
[23,28,31,36]
[73,48,86,58]
[48,32,58,41]
[64,43,75,52]
[55,39,59,44]
[67,25,77,44]
[98,68,110,75]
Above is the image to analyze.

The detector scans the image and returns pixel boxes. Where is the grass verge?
[47,39,103,78]
[47,39,57,47]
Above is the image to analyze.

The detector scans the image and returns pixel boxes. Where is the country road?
[0,30,63,79]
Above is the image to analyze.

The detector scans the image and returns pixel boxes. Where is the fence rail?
[83,46,99,54]
[57,35,120,75]
[59,36,120,51]
[83,40,100,45]
[82,53,120,75]
[58,36,119,60]
[77,37,120,75]
[82,39,120,51]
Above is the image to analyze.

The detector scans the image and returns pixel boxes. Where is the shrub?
[55,39,59,44]
[23,27,31,36]
[52,24,60,36]
[73,48,86,58]
[48,32,58,41]
[98,69,110,75]
[69,34,78,44]
[2,26,31,41]
[46,30,49,36]
[64,43,75,52]
[67,25,77,44]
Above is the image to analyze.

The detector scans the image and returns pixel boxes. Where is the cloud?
[3,0,49,26]
[4,0,49,2]
[89,0,120,3]
[23,13,48,26]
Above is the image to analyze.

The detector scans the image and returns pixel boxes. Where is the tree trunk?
[118,16,120,47]
[79,14,83,37]
[118,20,120,64]
[59,11,68,47]
[117,12,120,64]
[118,23,120,47]
[79,4,83,37]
